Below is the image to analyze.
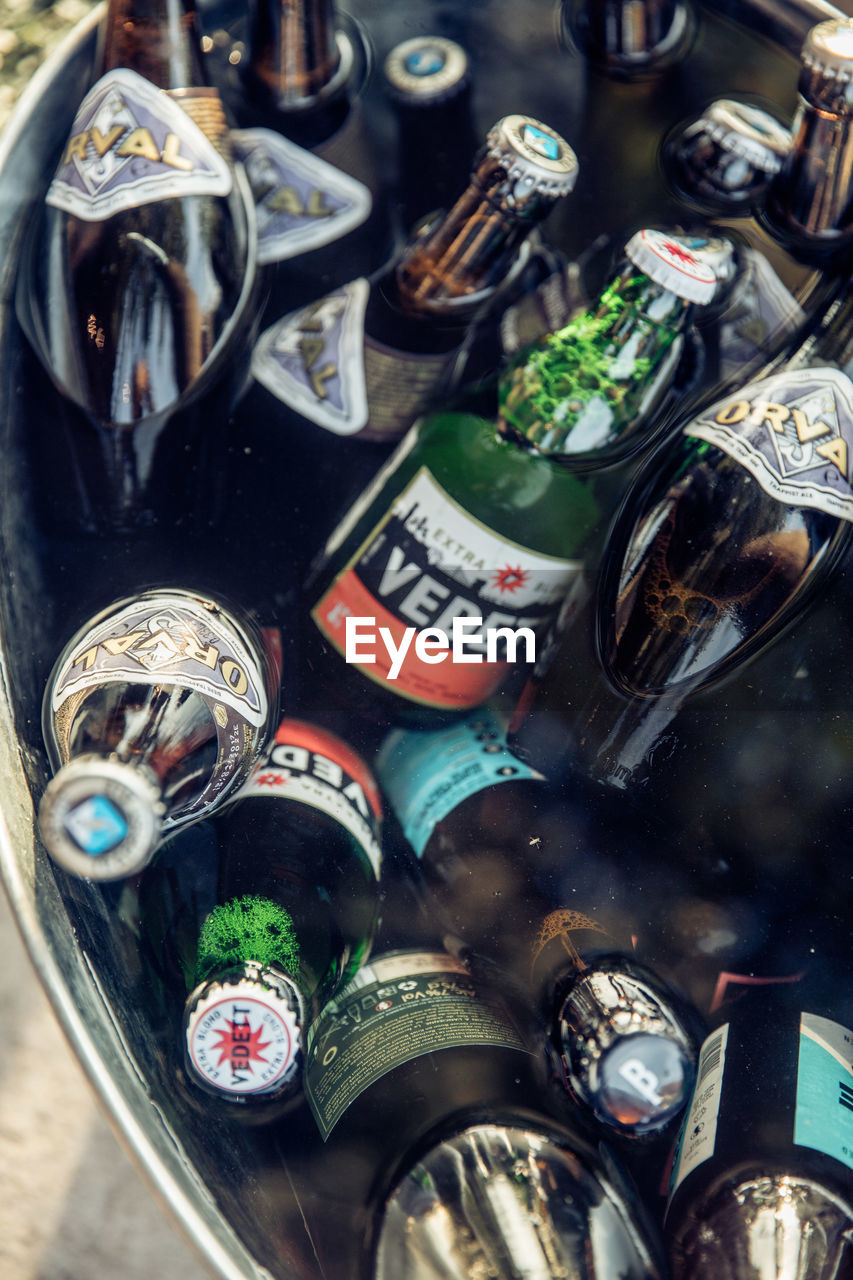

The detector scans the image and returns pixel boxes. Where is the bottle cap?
[374,1121,661,1279]
[484,114,579,199]
[37,755,165,881]
[624,228,718,303]
[556,959,696,1133]
[184,964,304,1103]
[670,1173,853,1279]
[678,231,738,294]
[383,36,470,105]
[800,18,853,114]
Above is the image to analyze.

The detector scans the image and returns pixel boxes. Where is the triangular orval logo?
[47,68,232,221]
[251,278,370,435]
[767,384,845,478]
[232,128,371,265]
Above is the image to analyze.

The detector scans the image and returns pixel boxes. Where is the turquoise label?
[375,708,542,858]
[794,1012,853,1173]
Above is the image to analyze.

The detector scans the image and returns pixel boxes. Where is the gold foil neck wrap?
[167,87,231,158]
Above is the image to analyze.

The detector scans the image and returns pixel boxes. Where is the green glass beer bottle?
[140,715,383,1114]
[306,228,717,724]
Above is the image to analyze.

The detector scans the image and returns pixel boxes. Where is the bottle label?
[49,594,271,826]
[251,280,459,438]
[252,279,371,434]
[376,708,543,857]
[685,366,853,522]
[794,1012,853,1173]
[46,69,233,221]
[312,466,585,709]
[669,1023,729,1196]
[240,719,383,876]
[232,128,371,266]
[303,951,528,1139]
[716,247,805,382]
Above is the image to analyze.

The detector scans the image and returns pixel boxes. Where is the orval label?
[47,68,232,221]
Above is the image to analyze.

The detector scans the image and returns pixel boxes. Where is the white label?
[252,278,370,435]
[232,127,371,265]
[669,1023,729,1194]
[51,594,268,728]
[686,366,853,523]
[47,69,232,220]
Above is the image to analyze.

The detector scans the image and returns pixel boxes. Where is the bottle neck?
[767,95,853,243]
[245,0,343,110]
[394,180,549,316]
[99,0,206,90]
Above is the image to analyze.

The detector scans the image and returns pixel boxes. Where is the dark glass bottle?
[382,35,478,235]
[139,716,383,1114]
[665,962,853,1279]
[15,0,258,532]
[508,278,853,794]
[563,0,695,78]
[251,114,579,444]
[39,588,280,880]
[662,20,853,384]
[282,945,667,1279]
[214,0,387,310]
[304,228,716,726]
[374,707,700,1138]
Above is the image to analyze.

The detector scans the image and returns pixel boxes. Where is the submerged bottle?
[284,945,667,1279]
[510,277,853,793]
[223,0,386,302]
[305,228,716,724]
[252,114,579,443]
[563,0,695,78]
[140,716,383,1112]
[15,0,258,531]
[663,20,853,384]
[665,961,853,1279]
[38,588,280,880]
[375,708,700,1137]
[382,35,478,234]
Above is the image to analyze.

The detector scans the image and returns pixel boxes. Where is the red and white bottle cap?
[625,228,718,304]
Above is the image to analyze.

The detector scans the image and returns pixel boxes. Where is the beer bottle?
[251,114,579,443]
[214,0,386,303]
[374,707,700,1138]
[140,716,383,1113]
[563,0,695,78]
[38,588,280,880]
[305,227,716,726]
[15,0,258,531]
[382,35,478,234]
[283,944,667,1279]
[665,959,853,1279]
[662,21,853,383]
[508,273,853,793]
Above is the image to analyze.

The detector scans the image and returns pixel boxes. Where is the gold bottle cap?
[484,114,579,198]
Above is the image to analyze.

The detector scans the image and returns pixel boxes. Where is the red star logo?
[492,566,529,593]
[255,771,287,787]
[211,1019,271,1071]
[661,240,698,266]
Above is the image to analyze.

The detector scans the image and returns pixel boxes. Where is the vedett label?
[312,467,584,709]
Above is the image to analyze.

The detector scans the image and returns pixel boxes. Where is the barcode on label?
[698,1028,726,1085]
